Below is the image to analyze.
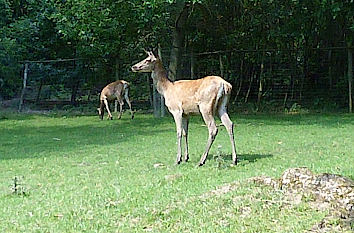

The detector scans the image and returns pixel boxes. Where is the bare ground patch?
[251,167,354,232]
[139,168,353,232]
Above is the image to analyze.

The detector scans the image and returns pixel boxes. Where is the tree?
[0,0,56,99]
[1,0,354,112]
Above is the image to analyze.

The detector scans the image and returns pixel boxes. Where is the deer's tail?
[215,81,232,114]
[223,81,232,96]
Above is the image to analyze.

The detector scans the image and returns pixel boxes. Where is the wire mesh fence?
[17,46,352,113]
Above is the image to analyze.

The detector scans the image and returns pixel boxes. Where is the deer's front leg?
[173,113,183,165]
[182,116,189,162]
[199,110,218,166]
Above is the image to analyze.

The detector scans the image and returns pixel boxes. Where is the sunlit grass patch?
[0,113,353,232]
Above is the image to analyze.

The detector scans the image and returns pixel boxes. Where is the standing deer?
[97,80,134,120]
[131,51,237,166]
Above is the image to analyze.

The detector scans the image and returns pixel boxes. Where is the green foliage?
[0,0,353,109]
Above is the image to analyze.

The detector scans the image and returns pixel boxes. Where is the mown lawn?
[0,112,353,232]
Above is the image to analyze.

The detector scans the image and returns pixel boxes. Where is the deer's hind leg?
[103,98,113,120]
[218,96,237,165]
[114,100,118,113]
[124,89,134,119]
[117,97,124,119]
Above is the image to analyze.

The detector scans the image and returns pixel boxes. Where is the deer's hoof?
[232,158,238,166]
[175,160,181,165]
[197,162,205,167]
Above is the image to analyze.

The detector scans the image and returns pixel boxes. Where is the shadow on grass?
[239,153,273,163]
[0,115,172,161]
[233,113,354,127]
[209,153,273,164]
[1,112,352,162]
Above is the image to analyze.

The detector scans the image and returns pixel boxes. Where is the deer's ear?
[153,48,158,56]
[151,49,160,60]
[146,51,155,60]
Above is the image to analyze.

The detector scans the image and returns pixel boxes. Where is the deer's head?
[131,51,158,73]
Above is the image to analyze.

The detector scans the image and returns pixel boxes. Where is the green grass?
[0,112,353,232]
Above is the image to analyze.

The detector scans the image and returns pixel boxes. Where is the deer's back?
[100,80,129,101]
[173,76,231,99]
[165,76,231,115]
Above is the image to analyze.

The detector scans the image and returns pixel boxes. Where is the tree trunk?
[160,95,165,117]
[245,67,255,103]
[36,79,43,104]
[114,57,120,112]
[300,41,309,103]
[226,52,232,80]
[168,31,181,81]
[257,52,265,107]
[257,74,263,107]
[328,49,332,90]
[234,76,243,103]
[291,74,295,100]
[115,57,119,80]
[152,77,160,118]
[219,53,224,77]
[168,3,191,81]
[158,45,165,117]
[190,50,195,79]
[284,75,292,109]
[283,92,288,109]
[147,74,153,107]
[152,47,162,117]
[348,44,353,113]
[71,80,79,105]
[234,54,244,103]
[18,63,28,112]
[87,89,91,101]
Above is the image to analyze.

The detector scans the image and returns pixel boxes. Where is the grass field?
[0,112,353,232]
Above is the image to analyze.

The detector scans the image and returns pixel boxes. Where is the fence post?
[18,63,28,112]
[190,50,195,79]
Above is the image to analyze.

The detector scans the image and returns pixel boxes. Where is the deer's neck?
[152,61,171,96]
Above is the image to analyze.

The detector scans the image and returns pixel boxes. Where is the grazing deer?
[98,80,134,120]
[131,51,237,166]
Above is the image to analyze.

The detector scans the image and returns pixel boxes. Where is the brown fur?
[132,51,237,166]
[98,80,134,120]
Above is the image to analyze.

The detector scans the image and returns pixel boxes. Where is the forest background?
[0,0,353,114]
